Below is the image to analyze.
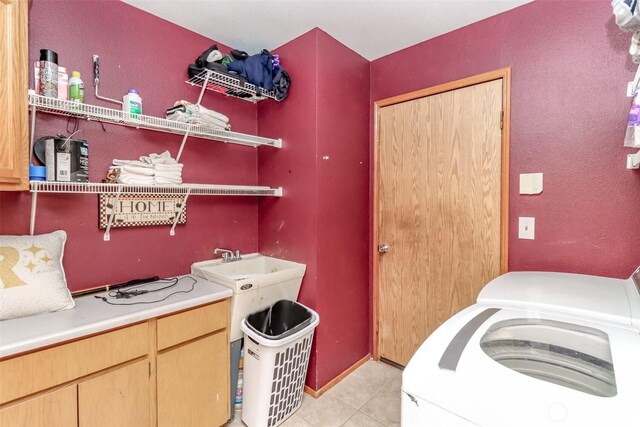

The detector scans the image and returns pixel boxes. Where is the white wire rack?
[29,181,282,196]
[29,181,282,240]
[186,69,278,103]
[28,94,282,148]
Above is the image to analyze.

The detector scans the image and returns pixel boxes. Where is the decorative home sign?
[98,193,187,229]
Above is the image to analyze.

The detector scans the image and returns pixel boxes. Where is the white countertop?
[0,274,232,358]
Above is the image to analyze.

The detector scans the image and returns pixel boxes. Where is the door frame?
[372,68,511,360]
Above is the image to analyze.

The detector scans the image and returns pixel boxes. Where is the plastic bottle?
[68,71,84,103]
[625,93,640,147]
[235,347,244,412]
[123,89,142,115]
[57,67,68,101]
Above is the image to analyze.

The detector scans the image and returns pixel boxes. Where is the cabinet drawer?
[157,299,229,350]
[0,323,148,404]
[0,385,77,427]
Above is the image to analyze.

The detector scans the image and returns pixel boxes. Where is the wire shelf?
[28,94,282,148]
[186,69,278,103]
[30,181,283,197]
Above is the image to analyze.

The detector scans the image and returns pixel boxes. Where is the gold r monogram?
[0,247,27,288]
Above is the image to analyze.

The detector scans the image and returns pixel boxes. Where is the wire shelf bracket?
[170,188,191,236]
[103,187,122,241]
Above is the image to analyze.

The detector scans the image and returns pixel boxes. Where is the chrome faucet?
[214,248,242,263]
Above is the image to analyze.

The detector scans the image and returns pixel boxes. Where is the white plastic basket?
[240,303,319,427]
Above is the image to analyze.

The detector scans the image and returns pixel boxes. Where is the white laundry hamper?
[240,302,319,427]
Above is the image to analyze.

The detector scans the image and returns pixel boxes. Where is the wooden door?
[78,360,150,427]
[0,0,29,191]
[157,331,229,427]
[0,385,77,427]
[376,76,507,366]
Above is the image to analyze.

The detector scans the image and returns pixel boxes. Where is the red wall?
[315,32,370,387]
[258,29,371,389]
[0,0,264,291]
[257,30,321,385]
[371,0,640,278]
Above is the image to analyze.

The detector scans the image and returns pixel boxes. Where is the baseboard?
[303,353,371,398]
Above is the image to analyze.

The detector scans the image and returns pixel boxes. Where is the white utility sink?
[191,253,305,292]
[191,253,306,341]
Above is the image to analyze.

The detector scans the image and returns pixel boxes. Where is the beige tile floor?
[227,359,402,427]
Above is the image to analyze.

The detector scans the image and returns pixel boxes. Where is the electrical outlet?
[519,173,543,195]
[518,217,535,240]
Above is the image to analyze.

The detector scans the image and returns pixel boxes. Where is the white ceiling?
[123,0,532,61]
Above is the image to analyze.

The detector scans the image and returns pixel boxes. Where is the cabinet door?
[0,0,29,191]
[157,331,229,427]
[0,385,77,427]
[78,360,150,427]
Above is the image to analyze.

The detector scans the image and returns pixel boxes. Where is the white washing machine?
[402,266,640,427]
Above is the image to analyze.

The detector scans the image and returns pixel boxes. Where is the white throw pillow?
[0,230,74,320]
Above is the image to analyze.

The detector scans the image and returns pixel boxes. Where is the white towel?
[154,170,182,180]
[167,110,230,130]
[154,163,183,172]
[113,159,154,168]
[140,151,178,165]
[123,164,155,176]
[175,100,230,123]
[118,175,154,185]
[197,105,229,124]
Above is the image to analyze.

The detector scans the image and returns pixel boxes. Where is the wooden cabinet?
[0,299,230,426]
[0,0,29,191]
[0,386,77,427]
[158,332,229,427]
[78,360,150,427]
[157,299,230,427]
[0,323,148,404]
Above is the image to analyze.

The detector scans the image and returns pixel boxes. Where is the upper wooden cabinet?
[0,0,29,191]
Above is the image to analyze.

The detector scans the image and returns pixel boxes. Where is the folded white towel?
[123,164,155,176]
[118,175,154,185]
[113,159,154,168]
[154,170,182,179]
[154,163,183,172]
[140,151,178,165]
[119,171,154,179]
[166,110,230,130]
[175,100,230,123]
[202,116,231,130]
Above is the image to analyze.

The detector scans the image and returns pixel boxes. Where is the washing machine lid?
[403,305,640,427]
[477,267,640,328]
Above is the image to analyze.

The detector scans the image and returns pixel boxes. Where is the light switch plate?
[518,217,535,240]
[519,173,543,195]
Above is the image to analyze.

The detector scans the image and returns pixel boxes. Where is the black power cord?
[94,276,197,306]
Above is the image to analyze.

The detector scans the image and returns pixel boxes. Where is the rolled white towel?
[123,164,155,176]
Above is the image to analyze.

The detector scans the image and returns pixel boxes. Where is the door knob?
[378,244,389,253]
